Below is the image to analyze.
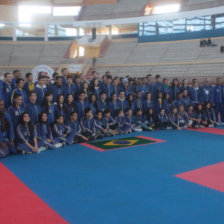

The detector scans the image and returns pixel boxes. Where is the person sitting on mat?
[135,108,152,131]
[80,108,97,141]
[102,109,118,136]
[16,112,39,154]
[203,102,218,127]
[53,115,75,146]
[145,108,156,130]
[36,112,62,149]
[169,107,184,130]
[68,112,88,143]
[115,109,132,134]
[195,103,207,128]
[125,108,142,132]
[157,108,171,130]
[0,99,17,157]
[178,104,189,128]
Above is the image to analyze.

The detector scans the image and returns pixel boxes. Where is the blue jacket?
[212,85,224,104]
[16,123,37,144]
[204,108,216,121]
[8,105,25,128]
[170,85,180,101]
[3,82,15,108]
[25,102,42,124]
[101,83,113,100]
[135,99,143,111]
[0,80,4,102]
[174,99,185,108]
[54,104,66,121]
[124,115,136,125]
[152,82,163,99]
[52,84,64,102]
[34,85,47,105]
[53,123,72,138]
[117,98,129,112]
[0,112,14,141]
[102,116,115,129]
[182,96,191,110]
[189,87,200,103]
[163,99,173,115]
[138,84,150,98]
[63,83,76,97]
[80,117,96,134]
[65,103,76,119]
[94,118,104,131]
[75,100,90,119]
[36,123,53,140]
[97,100,108,112]
[68,121,82,136]
[143,100,153,114]
[158,114,169,123]
[42,103,55,125]
[200,85,213,103]
[11,88,28,107]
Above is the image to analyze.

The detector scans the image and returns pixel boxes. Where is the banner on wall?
[32,65,54,82]
[70,64,83,73]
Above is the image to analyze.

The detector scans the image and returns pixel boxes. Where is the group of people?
[0,68,223,158]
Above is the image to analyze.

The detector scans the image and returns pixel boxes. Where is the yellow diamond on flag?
[104,139,138,146]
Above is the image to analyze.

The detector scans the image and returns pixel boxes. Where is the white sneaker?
[55,143,63,148]
[208,124,214,128]
[38,147,47,153]
[133,127,142,132]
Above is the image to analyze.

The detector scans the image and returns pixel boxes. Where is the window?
[158,21,173,34]
[152,4,180,15]
[53,7,81,16]
[79,47,85,57]
[215,16,224,29]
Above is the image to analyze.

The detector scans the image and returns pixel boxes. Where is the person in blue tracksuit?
[143,92,153,114]
[98,92,108,112]
[8,94,25,128]
[80,108,97,141]
[34,75,47,105]
[94,110,111,137]
[117,90,129,113]
[54,94,66,121]
[124,109,137,131]
[163,93,173,115]
[90,78,101,101]
[145,108,156,130]
[102,109,118,135]
[138,78,150,98]
[115,109,132,134]
[135,91,143,111]
[101,75,113,101]
[195,103,208,127]
[109,93,120,118]
[0,99,17,157]
[170,78,180,101]
[127,94,136,114]
[25,91,42,124]
[174,92,184,108]
[3,72,16,109]
[169,107,183,130]
[157,108,170,130]
[61,68,68,85]
[16,112,39,154]
[41,91,55,125]
[135,108,151,131]
[189,81,201,105]
[74,76,82,100]
[187,104,200,128]
[89,94,98,116]
[180,79,191,93]
[212,78,224,123]
[182,89,191,110]
[112,78,121,96]
[0,79,4,102]
[200,79,213,103]
[162,78,172,95]
[152,75,163,99]
[68,112,88,143]
[65,94,76,119]
[203,102,218,127]
[24,72,35,96]
[36,112,60,149]
[11,78,28,107]
[52,76,64,102]
[178,104,189,128]
[154,91,164,113]
[75,91,90,119]
[52,115,75,145]
[63,75,76,97]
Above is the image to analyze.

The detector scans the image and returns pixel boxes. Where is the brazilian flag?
[88,136,157,151]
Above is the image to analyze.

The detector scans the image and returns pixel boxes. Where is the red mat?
[0,163,68,224]
[175,162,224,192]
[187,127,224,135]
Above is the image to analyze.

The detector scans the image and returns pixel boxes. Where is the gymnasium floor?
[1,128,224,224]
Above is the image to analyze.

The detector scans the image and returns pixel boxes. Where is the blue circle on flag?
[113,140,132,145]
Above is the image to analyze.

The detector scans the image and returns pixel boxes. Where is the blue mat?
[2,129,224,224]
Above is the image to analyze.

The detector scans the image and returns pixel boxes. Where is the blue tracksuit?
[75,100,90,119]
[189,87,200,104]
[34,85,47,105]
[65,103,76,119]
[0,80,4,102]
[102,83,113,100]
[98,100,108,112]
[3,82,15,108]
[112,85,121,96]
[170,85,180,101]
[54,104,66,121]
[68,120,82,137]
[204,108,216,122]
[152,82,163,99]
[63,83,76,97]
[8,105,25,128]
[143,100,154,114]
[115,116,131,133]
[135,99,143,111]
[174,99,185,108]
[124,115,136,126]
[138,84,151,98]
[52,84,64,102]
[117,98,129,112]
[42,103,55,125]
[36,122,58,149]
[92,87,101,101]
[25,102,42,124]
[212,85,224,121]
[182,96,191,110]
[11,88,28,107]
[163,99,173,115]
[80,117,96,134]
[200,85,213,103]
[102,116,116,129]
[16,124,37,153]
[52,123,75,145]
